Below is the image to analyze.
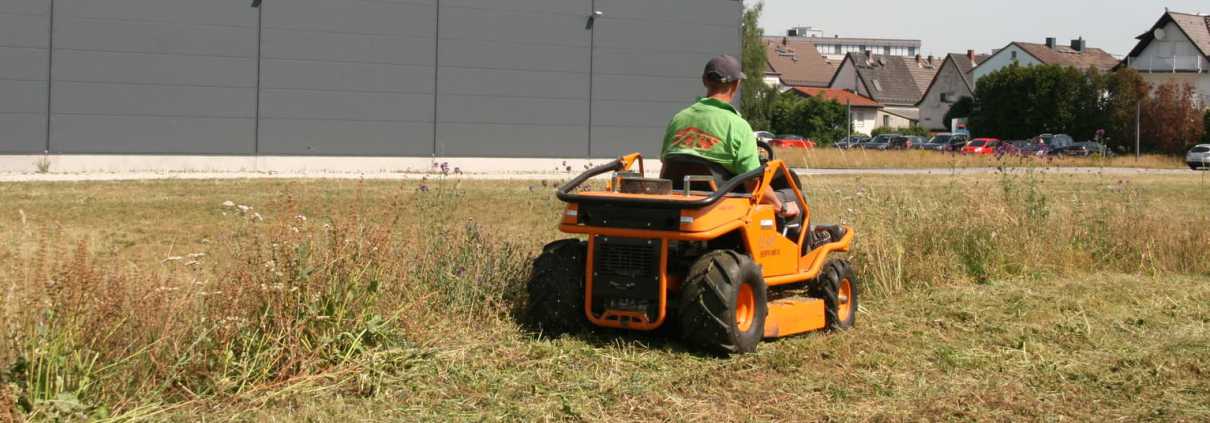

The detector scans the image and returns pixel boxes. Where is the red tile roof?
[792,87,880,107]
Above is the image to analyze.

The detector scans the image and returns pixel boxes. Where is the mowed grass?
[777,148,1186,169]
[2,173,1209,421]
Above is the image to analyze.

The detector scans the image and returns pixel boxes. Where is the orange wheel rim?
[837,278,853,319]
[736,283,755,332]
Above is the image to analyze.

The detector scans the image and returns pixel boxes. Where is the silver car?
[1188,144,1210,170]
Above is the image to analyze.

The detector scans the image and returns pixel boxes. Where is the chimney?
[1071,37,1086,52]
[967,49,976,63]
[915,54,922,65]
[781,37,788,46]
[927,55,934,65]
[1045,37,1057,49]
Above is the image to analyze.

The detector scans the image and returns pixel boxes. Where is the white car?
[1188,144,1210,170]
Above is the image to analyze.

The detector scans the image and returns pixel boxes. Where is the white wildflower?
[222,200,235,207]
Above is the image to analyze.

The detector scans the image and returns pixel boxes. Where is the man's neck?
[707,93,733,103]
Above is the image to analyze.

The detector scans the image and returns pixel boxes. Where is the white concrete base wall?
[0,155,663,177]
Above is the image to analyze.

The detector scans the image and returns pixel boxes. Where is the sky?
[750,0,1208,58]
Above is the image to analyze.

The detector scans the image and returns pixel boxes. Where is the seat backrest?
[659,154,736,192]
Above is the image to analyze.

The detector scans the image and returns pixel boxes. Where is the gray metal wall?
[0,0,739,157]
[0,0,50,153]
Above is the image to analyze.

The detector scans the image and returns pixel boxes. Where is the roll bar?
[556,153,772,210]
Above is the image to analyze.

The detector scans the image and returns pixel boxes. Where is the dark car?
[918,134,954,150]
[940,134,971,152]
[1020,133,1076,156]
[1054,141,1114,157]
[904,136,927,150]
[834,135,869,149]
[859,134,899,150]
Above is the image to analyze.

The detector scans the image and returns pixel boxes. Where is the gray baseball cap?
[703,54,746,83]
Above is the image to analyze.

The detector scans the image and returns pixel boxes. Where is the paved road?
[795,167,1196,176]
[0,167,1201,182]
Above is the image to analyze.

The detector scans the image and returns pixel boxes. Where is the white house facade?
[1124,11,1210,108]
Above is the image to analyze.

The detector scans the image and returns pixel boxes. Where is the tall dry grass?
[0,183,530,420]
[1,175,1207,418]
[778,148,1185,169]
[834,170,1210,293]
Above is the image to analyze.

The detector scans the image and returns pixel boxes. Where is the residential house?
[916,51,989,131]
[829,52,940,129]
[762,37,840,89]
[792,87,882,135]
[783,27,923,61]
[1122,10,1210,108]
[971,38,1119,83]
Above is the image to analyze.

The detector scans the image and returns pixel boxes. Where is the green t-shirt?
[660,97,760,175]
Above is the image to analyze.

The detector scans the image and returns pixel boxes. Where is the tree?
[1203,109,1210,144]
[943,96,974,131]
[768,91,847,144]
[1103,68,1149,151]
[969,64,1108,140]
[739,2,777,131]
[1140,82,1206,154]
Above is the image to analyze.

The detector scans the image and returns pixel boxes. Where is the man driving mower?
[660,54,799,221]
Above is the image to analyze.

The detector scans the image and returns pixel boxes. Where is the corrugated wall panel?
[258,0,436,156]
[589,0,740,157]
[0,0,50,153]
[49,0,258,154]
[436,1,590,157]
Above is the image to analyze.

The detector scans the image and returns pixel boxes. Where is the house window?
[883,115,891,127]
[834,45,841,54]
[940,92,952,103]
[884,46,892,55]
[1011,51,1018,60]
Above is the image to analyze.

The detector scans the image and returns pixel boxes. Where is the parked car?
[941,134,971,152]
[960,138,1002,155]
[834,135,869,149]
[770,134,816,149]
[1020,133,1076,156]
[1053,142,1114,157]
[904,136,927,150]
[1188,144,1210,170]
[859,134,899,150]
[754,131,775,143]
[917,134,954,150]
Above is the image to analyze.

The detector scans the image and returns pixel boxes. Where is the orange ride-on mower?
[526,147,857,354]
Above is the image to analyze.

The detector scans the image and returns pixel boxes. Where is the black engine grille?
[592,237,661,305]
[597,239,658,276]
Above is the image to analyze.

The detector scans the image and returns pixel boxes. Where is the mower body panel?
[553,155,854,337]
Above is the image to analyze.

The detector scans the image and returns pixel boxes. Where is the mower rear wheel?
[814,259,858,331]
[678,251,768,355]
[525,239,589,337]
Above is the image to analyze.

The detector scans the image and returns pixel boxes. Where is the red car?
[961,138,1002,155]
[769,135,816,149]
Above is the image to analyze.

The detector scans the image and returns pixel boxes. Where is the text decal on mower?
[671,127,721,150]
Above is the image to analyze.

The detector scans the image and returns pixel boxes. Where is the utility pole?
[1135,100,1141,161]
[846,99,852,141]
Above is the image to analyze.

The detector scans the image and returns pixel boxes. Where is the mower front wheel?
[678,251,768,355]
[815,259,858,331]
[525,239,590,337]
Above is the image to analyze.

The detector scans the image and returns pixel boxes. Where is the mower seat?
[660,154,737,193]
